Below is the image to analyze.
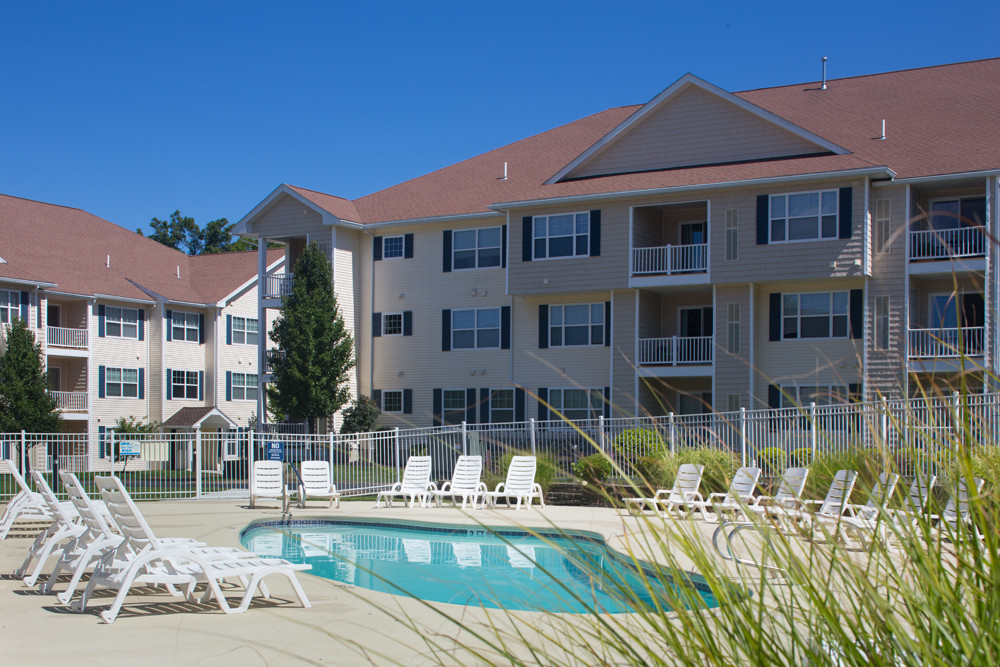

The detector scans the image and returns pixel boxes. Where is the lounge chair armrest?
[438,482,452,493]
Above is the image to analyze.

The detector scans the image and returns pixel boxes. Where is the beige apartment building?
[230,58,998,428]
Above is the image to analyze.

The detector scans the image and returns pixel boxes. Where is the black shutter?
[403,311,413,336]
[372,312,382,337]
[226,314,232,345]
[166,368,173,400]
[98,366,105,398]
[604,301,612,346]
[501,306,511,349]
[480,388,491,423]
[538,304,549,349]
[514,388,526,422]
[537,388,549,421]
[139,368,145,400]
[848,383,861,402]
[372,389,382,409]
[165,309,172,341]
[98,426,106,459]
[466,388,476,424]
[768,385,781,409]
[373,236,383,261]
[522,216,533,262]
[756,195,769,245]
[850,289,863,339]
[432,388,443,426]
[403,389,413,414]
[769,293,781,341]
[98,305,106,338]
[589,210,601,257]
[404,233,414,259]
[839,187,853,240]
[501,224,507,268]
[19,292,28,321]
[441,309,451,351]
[137,309,145,341]
[197,371,203,401]
[198,314,205,344]
[225,371,231,401]
[442,230,452,272]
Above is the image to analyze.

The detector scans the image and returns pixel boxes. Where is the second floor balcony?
[263,274,293,300]
[47,326,88,349]
[263,349,285,374]
[632,243,707,276]
[908,326,984,359]
[909,227,986,262]
[51,390,87,411]
[638,335,713,366]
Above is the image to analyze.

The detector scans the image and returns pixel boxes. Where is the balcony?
[909,227,986,262]
[908,327,984,359]
[46,326,88,349]
[263,274,293,300]
[263,349,285,374]
[51,391,87,411]
[633,243,707,275]
[638,335,713,367]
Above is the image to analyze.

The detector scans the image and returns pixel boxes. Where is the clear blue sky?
[2,1,996,236]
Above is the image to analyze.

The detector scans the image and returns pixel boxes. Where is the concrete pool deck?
[0,498,731,666]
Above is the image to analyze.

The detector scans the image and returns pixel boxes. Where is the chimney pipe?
[821,57,828,90]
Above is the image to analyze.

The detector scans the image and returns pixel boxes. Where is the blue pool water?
[240,519,718,614]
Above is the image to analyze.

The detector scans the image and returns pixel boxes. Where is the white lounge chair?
[0,459,72,539]
[698,467,762,523]
[843,472,900,522]
[746,466,810,515]
[375,455,434,508]
[428,455,487,509]
[480,456,545,510]
[250,460,288,510]
[841,473,935,551]
[932,476,986,540]
[14,471,86,587]
[289,461,341,509]
[76,476,311,624]
[622,463,704,518]
[802,469,859,519]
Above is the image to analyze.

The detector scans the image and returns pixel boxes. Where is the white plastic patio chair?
[250,460,288,510]
[480,456,545,510]
[842,473,936,551]
[622,463,704,518]
[375,455,434,508]
[932,476,986,539]
[843,472,900,522]
[698,467,762,523]
[802,469,859,519]
[14,471,86,587]
[0,459,73,539]
[746,466,810,515]
[428,455,486,509]
[289,460,341,509]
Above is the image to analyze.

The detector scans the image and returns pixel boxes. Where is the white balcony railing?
[638,336,713,365]
[263,274,293,299]
[632,243,707,275]
[51,391,87,411]
[263,349,285,374]
[46,326,88,348]
[908,326,985,359]
[909,227,986,261]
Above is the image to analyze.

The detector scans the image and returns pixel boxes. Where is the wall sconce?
[397,371,404,377]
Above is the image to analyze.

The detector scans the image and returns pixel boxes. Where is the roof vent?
[499,161,508,181]
[821,56,828,90]
[879,119,886,141]
[106,254,111,268]
[177,265,181,279]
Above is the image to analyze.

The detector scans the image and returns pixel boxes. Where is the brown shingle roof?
[0,194,282,303]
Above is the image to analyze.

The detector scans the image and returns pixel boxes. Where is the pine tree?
[267,242,356,433]
[0,319,61,432]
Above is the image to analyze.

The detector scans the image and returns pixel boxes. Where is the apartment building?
[0,195,284,436]
[234,58,1000,428]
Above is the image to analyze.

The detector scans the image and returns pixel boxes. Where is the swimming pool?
[240,519,718,614]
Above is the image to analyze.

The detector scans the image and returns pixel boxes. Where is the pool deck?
[0,498,729,665]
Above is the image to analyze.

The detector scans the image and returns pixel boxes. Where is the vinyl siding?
[91,299,152,427]
[610,288,637,417]
[249,193,327,240]
[713,284,751,408]
[866,184,908,399]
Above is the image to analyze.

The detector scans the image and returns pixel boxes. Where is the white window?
[452,308,500,349]
[0,290,18,325]
[232,317,258,345]
[780,385,849,408]
[382,236,404,259]
[727,303,741,355]
[490,389,515,423]
[382,390,403,413]
[770,190,839,242]
[782,292,848,339]
[875,296,890,350]
[453,227,502,269]
[382,313,404,336]
[105,307,138,339]
[232,373,258,401]
[548,388,603,421]
[171,311,200,342]
[533,212,589,259]
[443,389,467,425]
[550,303,604,346]
[171,370,199,400]
[725,209,738,261]
[929,197,985,230]
[106,367,139,398]
[875,199,891,253]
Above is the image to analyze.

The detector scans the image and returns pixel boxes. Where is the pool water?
[240,519,718,614]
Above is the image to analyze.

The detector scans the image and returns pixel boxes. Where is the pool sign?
[267,441,285,461]
[119,441,141,457]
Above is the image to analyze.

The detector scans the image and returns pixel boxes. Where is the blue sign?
[267,441,285,461]
[119,441,141,457]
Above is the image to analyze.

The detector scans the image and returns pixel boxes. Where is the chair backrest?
[728,467,761,501]
[96,476,158,553]
[903,474,937,515]
[60,471,117,539]
[400,456,433,490]
[864,472,900,512]
[942,476,986,523]
[817,469,858,515]
[299,461,332,492]
[503,456,537,492]
[6,459,34,495]
[775,467,809,504]
[449,455,483,492]
[671,463,704,498]
[252,460,284,495]
[29,471,75,525]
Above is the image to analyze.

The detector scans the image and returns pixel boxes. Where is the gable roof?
[0,194,282,304]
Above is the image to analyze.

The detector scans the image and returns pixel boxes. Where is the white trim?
[233,184,362,235]
[381,389,405,414]
[221,255,285,306]
[363,211,502,229]
[873,169,1000,186]
[93,293,155,305]
[547,73,849,184]
[0,277,57,289]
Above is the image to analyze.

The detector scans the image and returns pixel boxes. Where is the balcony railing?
[263,349,285,373]
[908,326,985,359]
[638,336,713,365]
[46,326,88,348]
[263,274,293,299]
[632,243,707,275]
[51,391,87,411]
[909,227,986,261]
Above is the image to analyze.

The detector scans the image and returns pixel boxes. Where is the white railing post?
[666,244,672,274]
[329,431,335,468]
[669,413,676,454]
[393,427,401,481]
[598,415,606,453]
[461,421,468,456]
[529,418,537,455]
[195,429,202,499]
[739,407,747,467]
[952,390,962,444]
[810,402,818,460]
[20,430,26,474]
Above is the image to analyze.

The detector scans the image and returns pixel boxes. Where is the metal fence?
[2,391,997,502]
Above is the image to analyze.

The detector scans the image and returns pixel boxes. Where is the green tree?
[340,395,381,434]
[138,211,254,255]
[140,210,199,251]
[267,242,355,433]
[0,319,61,432]
[111,416,161,433]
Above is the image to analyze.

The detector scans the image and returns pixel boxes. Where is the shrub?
[572,453,614,484]
[805,448,881,502]
[630,456,672,494]
[496,450,558,493]
[340,395,380,434]
[791,447,814,467]
[676,447,740,495]
[613,427,666,459]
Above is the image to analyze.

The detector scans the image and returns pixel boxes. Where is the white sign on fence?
[267,441,284,461]
[119,441,141,457]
